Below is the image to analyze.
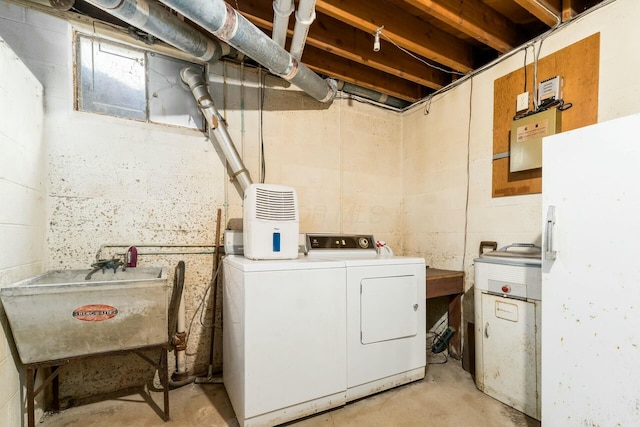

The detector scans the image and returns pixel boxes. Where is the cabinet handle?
[484,322,490,338]
[545,205,557,260]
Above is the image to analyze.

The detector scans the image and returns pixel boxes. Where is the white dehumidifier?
[243,183,299,260]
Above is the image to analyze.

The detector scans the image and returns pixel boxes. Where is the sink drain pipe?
[168,261,192,387]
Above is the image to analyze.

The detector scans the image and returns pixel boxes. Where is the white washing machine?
[222,255,347,427]
[306,234,426,401]
[474,244,541,420]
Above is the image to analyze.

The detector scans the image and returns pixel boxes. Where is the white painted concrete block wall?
[0,32,45,427]
[262,88,402,248]
[402,0,640,290]
[0,0,402,404]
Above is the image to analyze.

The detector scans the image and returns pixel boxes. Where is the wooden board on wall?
[492,32,600,197]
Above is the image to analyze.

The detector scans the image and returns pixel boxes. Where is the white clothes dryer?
[306,234,426,401]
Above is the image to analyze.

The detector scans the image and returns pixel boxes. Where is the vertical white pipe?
[272,0,294,48]
[176,290,187,373]
[290,0,316,60]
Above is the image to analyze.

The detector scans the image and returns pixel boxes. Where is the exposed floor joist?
[513,0,562,27]
[238,1,450,90]
[402,0,519,53]
[316,0,475,73]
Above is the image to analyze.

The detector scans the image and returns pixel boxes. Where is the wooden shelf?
[426,268,464,359]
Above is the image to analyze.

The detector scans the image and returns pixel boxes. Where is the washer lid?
[477,243,542,266]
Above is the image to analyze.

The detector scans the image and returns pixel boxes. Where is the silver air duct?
[181,67,253,193]
[338,81,409,110]
[86,0,232,62]
[158,0,337,103]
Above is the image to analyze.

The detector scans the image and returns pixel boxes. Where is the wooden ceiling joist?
[315,0,475,73]
[302,45,425,101]
[513,0,561,27]
[238,2,450,90]
[561,0,592,21]
[403,0,519,53]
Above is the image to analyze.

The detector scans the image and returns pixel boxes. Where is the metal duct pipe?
[181,67,253,193]
[159,0,337,103]
[86,0,232,62]
[272,0,294,48]
[337,81,409,109]
[289,0,316,60]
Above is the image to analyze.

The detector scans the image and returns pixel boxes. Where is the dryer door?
[346,262,426,391]
[361,275,418,344]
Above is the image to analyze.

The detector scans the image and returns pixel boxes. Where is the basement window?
[75,34,204,130]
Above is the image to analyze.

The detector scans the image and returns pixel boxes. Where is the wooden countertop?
[426,268,464,299]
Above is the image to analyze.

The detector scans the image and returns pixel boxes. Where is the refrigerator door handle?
[484,322,490,338]
[545,205,557,260]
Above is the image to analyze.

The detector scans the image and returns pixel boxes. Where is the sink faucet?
[85,257,124,280]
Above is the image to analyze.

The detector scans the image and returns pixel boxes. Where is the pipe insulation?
[180,67,253,193]
[272,0,294,48]
[158,0,337,103]
[86,0,232,62]
[289,0,316,60]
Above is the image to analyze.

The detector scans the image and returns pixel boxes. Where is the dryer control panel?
[306,234,375,251]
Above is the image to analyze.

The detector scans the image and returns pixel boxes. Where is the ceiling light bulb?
[373,25,384,52]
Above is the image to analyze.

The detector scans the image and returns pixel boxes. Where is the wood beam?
[302,45,425,101]
[402,0,519,53]
[238,2,450,90]
[561,0,590,21]
[514,0,561,27]
[316,0,475,73]
[307,17,450,90]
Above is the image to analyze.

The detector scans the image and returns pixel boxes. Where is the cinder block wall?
[0,0,402,406]
[0,34,46,426]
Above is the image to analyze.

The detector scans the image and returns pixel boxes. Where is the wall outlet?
[516,92,529,112]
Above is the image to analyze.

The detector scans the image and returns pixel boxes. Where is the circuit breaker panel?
[510,108,561,172]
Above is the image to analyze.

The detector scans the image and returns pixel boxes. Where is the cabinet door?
[481,294,537,418]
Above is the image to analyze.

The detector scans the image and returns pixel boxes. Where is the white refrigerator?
[542,112,640,426]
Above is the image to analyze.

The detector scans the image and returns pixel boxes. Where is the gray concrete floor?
[39,359,540,427]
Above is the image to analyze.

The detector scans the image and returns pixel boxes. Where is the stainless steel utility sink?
[0,268,168,364]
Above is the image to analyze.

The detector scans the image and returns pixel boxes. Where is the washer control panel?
[488,279,527,300]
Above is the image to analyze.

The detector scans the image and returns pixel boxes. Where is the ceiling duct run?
[157,0,336,104]
[85,0,232,62]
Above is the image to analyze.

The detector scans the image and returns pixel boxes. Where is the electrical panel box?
[510,108,561,172]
